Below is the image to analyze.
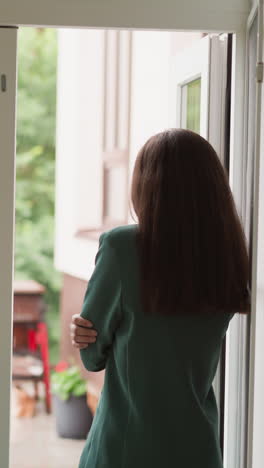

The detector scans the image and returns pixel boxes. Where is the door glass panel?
[181,78,201,133]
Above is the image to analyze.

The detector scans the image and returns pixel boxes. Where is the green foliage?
[15,27,61,364]
[51,366,87,401]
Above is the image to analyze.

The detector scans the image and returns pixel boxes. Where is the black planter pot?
[52,393,93,439]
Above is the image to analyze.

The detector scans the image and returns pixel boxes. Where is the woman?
[70,129,249,468]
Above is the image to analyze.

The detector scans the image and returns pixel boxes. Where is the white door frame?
[246,2,264,468]
[2,1,264,467]
[223,29,248,468]
[224,2,264,468]
[0,0,249,31]
[0,25,18,468]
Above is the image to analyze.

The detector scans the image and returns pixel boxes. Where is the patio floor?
[10,382,85,468]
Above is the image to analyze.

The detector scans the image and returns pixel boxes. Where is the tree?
[15,27,60,364]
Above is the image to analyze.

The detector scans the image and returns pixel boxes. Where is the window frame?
[101,29,132,228]
[180,75,202,132]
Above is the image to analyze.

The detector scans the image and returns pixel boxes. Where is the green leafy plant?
[51,361,87,401]
[16,27,60,365]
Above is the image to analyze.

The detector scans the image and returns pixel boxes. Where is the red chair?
[28,322,51,413]
[12,280,52,413]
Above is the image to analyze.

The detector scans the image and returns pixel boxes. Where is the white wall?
[128,31,203,219]
[170,32,203,55]
[128,31,171,203]
[55,28,104,280]
[55,29,177,278]
[55,29,203,274]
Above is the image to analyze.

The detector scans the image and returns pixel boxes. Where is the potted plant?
[51,361,93,439]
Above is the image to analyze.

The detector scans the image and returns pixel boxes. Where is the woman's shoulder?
[102,224,139,246]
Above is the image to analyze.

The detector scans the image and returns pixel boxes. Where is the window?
[75,30,132,240]
[181,77,201,133]
[169,35,210,139]
[102,30,132,228]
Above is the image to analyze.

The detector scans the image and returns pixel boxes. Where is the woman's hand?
[70,314,98,349]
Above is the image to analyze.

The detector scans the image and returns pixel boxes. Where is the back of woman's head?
[131,128,250,315]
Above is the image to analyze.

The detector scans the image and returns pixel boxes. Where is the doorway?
[0,1,262,466]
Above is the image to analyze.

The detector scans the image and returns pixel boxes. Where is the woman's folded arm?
[79,232,122,372]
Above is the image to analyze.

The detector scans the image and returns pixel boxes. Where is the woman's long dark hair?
[131,129,250,315]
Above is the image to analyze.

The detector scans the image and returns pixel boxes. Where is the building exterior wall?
[57,30,204,394]
[55,30,203,274]
[55,28,104,281]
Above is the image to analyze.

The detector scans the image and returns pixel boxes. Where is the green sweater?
[79,224,233,468]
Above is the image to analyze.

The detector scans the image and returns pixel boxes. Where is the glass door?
[169,31,231,445]
[245,4,264,467]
